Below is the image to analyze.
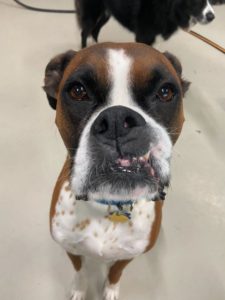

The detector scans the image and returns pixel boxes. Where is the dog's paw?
[103,281,120,300]
[70,290,86,300]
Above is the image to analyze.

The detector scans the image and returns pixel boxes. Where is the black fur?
[76,0,211,48]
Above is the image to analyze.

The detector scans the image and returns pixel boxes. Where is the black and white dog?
[75,0,215,48]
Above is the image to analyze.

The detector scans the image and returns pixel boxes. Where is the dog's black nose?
[91,105,146,144]
[206,12,215,22]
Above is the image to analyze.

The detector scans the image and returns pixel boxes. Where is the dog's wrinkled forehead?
[60,43,181,92]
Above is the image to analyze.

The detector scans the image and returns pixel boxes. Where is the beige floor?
[0,1,225,299]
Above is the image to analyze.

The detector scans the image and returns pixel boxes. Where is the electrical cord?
[13,0,76,13]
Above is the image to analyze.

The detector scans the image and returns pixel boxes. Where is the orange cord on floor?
[188,30,225,54]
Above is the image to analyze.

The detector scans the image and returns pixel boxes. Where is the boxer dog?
[43,42,189,300]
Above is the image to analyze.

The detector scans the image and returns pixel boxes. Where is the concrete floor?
[0,1,225,299]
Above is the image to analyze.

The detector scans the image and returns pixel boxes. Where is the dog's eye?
[157,84,174,102]
[69,83,88,101]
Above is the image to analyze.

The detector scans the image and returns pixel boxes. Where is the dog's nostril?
[206,12,215,22]
[97,119,108,134]
[124,116,137,129]
[91,106,146,142]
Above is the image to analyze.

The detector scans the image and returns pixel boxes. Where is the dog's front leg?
[67,253,87,300]
[103,259,132,300]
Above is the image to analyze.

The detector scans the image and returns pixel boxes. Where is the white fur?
[108,49,133,107]
[69,268,87,300]
[52,181,156,300]
[52,181,156,260]
[200,0,215,24]
[103,280,120,300]
[203,0,215,17]
[71,49,172,201]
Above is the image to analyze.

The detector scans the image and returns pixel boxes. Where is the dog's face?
[188,0,215,25]
[44,43,189,202]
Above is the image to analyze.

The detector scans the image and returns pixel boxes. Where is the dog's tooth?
[144,151,150,161]
[139,156,145,162]
[150,167,155,177]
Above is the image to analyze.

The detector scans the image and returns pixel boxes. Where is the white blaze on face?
[107,49,133,107]
[201,0,215,24]
[203,0,215,16]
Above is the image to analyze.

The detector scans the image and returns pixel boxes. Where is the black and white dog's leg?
[92,12,110,43]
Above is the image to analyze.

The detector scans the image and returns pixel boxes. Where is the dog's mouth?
[111,152,158,179]
[79,148,171,200]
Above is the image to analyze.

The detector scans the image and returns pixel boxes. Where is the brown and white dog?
[43,42,189,300]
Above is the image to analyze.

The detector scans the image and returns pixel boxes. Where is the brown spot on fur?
[65,184,71,192]
[61,210,65,215]
[79,219,90,230]
[67,253,82,271]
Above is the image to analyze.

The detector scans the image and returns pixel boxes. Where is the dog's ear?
[43,50,76,109]
[163,51,190,95]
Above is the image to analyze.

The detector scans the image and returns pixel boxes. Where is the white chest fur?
[51,181,156,261]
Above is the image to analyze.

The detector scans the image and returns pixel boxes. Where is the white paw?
[70,290,86,300]
[103,281,120,300]
[69,269,87,300]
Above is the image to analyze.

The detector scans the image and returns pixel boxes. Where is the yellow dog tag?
[107,212,130,223]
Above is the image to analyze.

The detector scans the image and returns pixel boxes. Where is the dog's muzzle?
[91,105,150,157]
[198,1,215,24]
[76,105,171,197]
